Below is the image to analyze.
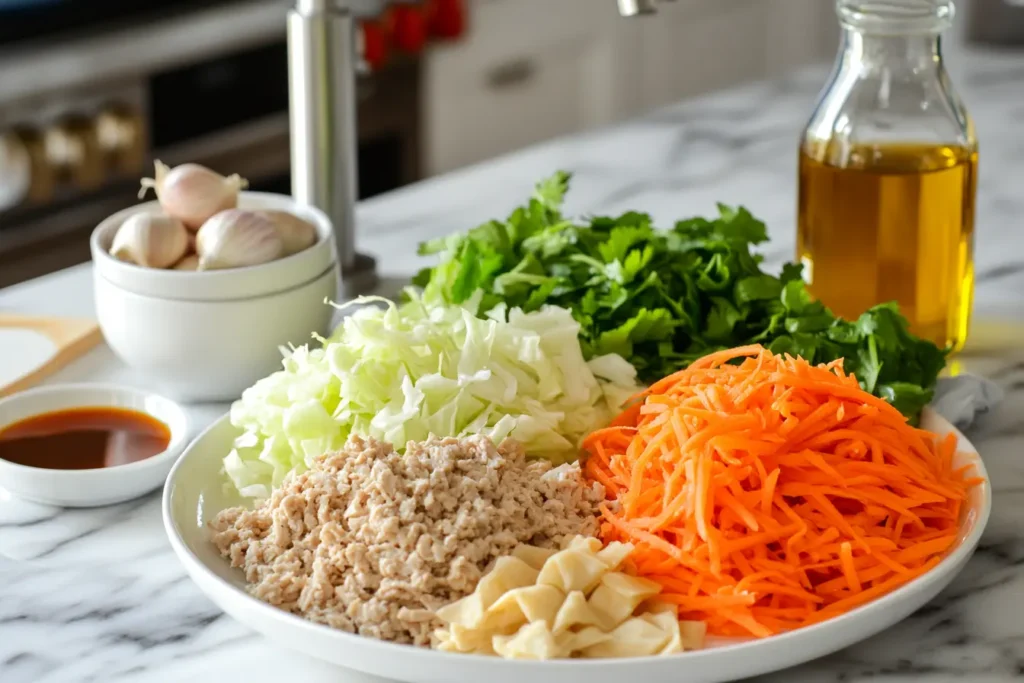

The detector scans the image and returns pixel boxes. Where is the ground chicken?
[210,434,605,645]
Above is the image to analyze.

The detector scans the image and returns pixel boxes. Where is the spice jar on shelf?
[797,0,977,352]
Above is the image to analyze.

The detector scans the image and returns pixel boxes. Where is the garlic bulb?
[195,209,283,270]
[173,254,200,271]
[110,213,189,269]
[139,160,248,230]
[258,210,318,255]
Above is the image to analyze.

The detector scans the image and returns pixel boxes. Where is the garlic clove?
[173,253,200,271]
[257,210,318,255]
[195,209,284,270]
[139,160,249,230]
[110,212,190,269]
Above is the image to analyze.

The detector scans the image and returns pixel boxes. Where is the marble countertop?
[2,44,1024,683]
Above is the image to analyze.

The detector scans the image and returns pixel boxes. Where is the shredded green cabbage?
[223,293,639,500]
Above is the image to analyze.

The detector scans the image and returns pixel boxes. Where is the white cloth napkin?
[931,374,1005,431]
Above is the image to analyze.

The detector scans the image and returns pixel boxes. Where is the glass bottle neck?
[842,28,944,73]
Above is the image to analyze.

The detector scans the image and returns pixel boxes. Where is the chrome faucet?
[616,0,675,16]
[287,0,382,299]
[287,0,669,299]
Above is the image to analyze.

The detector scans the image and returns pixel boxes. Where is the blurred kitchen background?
[0,0,1017,288]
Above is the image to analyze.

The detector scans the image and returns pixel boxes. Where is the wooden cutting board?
[0,314,103,398]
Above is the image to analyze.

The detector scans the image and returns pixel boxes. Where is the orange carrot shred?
[839,542,862,593]
[582,345,979,638]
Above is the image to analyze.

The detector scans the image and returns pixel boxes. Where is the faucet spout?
[616,0,674,16]
[617,0,657,15]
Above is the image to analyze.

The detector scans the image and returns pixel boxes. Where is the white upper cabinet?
[637,0,770,111]
[423,0,837,175]
[423,0,641,174]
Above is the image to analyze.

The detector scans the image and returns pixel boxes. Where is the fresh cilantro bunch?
[412,172,947,418]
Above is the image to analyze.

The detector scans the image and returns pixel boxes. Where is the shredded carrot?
[582,345,979,638]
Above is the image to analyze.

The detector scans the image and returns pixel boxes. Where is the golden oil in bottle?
[797,142,977,352]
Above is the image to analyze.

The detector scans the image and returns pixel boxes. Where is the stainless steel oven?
[0,0,422,287]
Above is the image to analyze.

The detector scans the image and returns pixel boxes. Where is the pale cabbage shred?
[223,293,640,500]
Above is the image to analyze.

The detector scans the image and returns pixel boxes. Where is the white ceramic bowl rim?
[90,192,338,302]
[162,411,992,669]
[0,383,190,478]
[91,193,331,279]
[95,262,339,303]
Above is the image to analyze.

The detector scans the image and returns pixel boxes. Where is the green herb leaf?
[876,382,934,423]
[785,314,834,334]
[715,204,769,244]
[781,279,814,314]
[594,308,676,358]
[705,298,745,342]
[415,172,948,419]
[735,274,783,304]
[449,241,503,303]
[780,262,805,283]
[533,171,571,212]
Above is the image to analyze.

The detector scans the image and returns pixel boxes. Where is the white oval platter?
[163,408,990,683]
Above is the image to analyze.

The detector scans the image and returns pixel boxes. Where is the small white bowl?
[0,384,189,508]
[95,264,337,402]
[90,192,336,301]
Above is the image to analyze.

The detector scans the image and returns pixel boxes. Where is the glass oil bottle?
[798,0,977,351]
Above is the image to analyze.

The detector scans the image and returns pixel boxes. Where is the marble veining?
[1,44,1024,683]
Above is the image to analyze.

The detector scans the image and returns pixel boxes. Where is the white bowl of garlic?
[90,161,339,402]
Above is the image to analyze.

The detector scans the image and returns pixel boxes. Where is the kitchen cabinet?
[423,0,837,175]
[764,0,842,76]
[637,0,771,111]
[640,0,839,110]
[423,0,641,175]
